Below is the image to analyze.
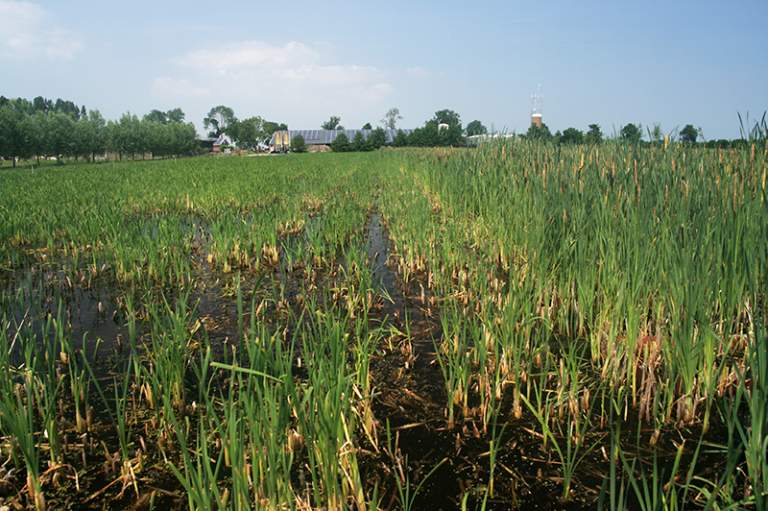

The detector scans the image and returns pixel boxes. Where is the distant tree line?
[525,123,606,144]
[0,96,198,167]
[315,109,764,151]
[328,128,389,152]
[6,97,760,164]
[522,120,765,147]
[325,109,470,152]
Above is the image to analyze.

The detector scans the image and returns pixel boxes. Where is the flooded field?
[0,144,766,510]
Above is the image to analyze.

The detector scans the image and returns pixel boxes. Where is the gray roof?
[270,129,412,146]
[213,133,234,146]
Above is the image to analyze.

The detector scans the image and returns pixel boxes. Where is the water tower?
[530,85,543,127]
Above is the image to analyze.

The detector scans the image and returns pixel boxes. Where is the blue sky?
[2,0,767,138]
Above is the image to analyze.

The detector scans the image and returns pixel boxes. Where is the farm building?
[269,129,412,152]
[466,133,516,146]
[212,133,235,153]
[198,137,215,152]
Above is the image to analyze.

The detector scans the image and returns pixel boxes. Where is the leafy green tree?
[71,110,107,161]
[620,123,643,144]
[72,117,92,160]
[171,122,197,156]
[225,119,241,143]
[86,110,108,159]
[432,109,461,128]
[0,96,196,165]
[0,105,23,167]
[368,127,387,149]
[408,124,439,146]
[152,121,194,157]
[382,108,402,129]
[331,132,350,152]
[263,121,288,137]
[407,119,462,147]
[407,127,424,146]
[350,131,366,152]
[362,122,372,130]
[428,110,464,146]
[53,98,81,119]
[393,130,409,147]
[145,121,169,157]
[144,109,169,124]
[232,116,265,149]
[322,116,343,130]
[290,134,307,153]
[32,96,52,113]
[10,98,33,115]
[108,113,148,159]
[432,110,460,127]
[585,124,603,144]
[47,112,77,161]
[105,121,119,158]
[19,112,46,163]
[144,108,186,125]
[466,120,487,136]
[107,117,127,157]
[560,127,584,145]
[526,123,553,141]
[166,108,185,123]
[203,105,236,137]
[680,124,698,144]
[441,123,465,146]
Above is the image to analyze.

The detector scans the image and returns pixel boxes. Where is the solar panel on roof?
[270,129,414,147]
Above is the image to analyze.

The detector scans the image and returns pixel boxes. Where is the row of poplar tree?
[0,96,198,167]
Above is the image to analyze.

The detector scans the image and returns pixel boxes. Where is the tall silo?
[531,85,543,127]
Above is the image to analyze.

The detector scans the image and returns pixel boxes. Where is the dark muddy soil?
[0,213,740,510]
[363,212,599,510]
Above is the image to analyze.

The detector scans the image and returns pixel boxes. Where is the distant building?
[531,85,544,127]
[198,137,216,152]
[269,129,412,152]
[272,131,290,150]
[212,133,234,153]
[466,133,516,146]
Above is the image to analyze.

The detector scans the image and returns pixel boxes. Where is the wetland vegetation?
[0,142,766,510]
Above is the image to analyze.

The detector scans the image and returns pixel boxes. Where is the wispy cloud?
[179,41,320,74]
[0,1,82,60]
[151,40,395,126]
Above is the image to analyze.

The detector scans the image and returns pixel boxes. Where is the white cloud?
[0,1,82,60]
[151,40,396,128]
[180,41,320,74]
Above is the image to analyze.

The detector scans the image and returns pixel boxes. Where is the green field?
[0,144,766,510]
